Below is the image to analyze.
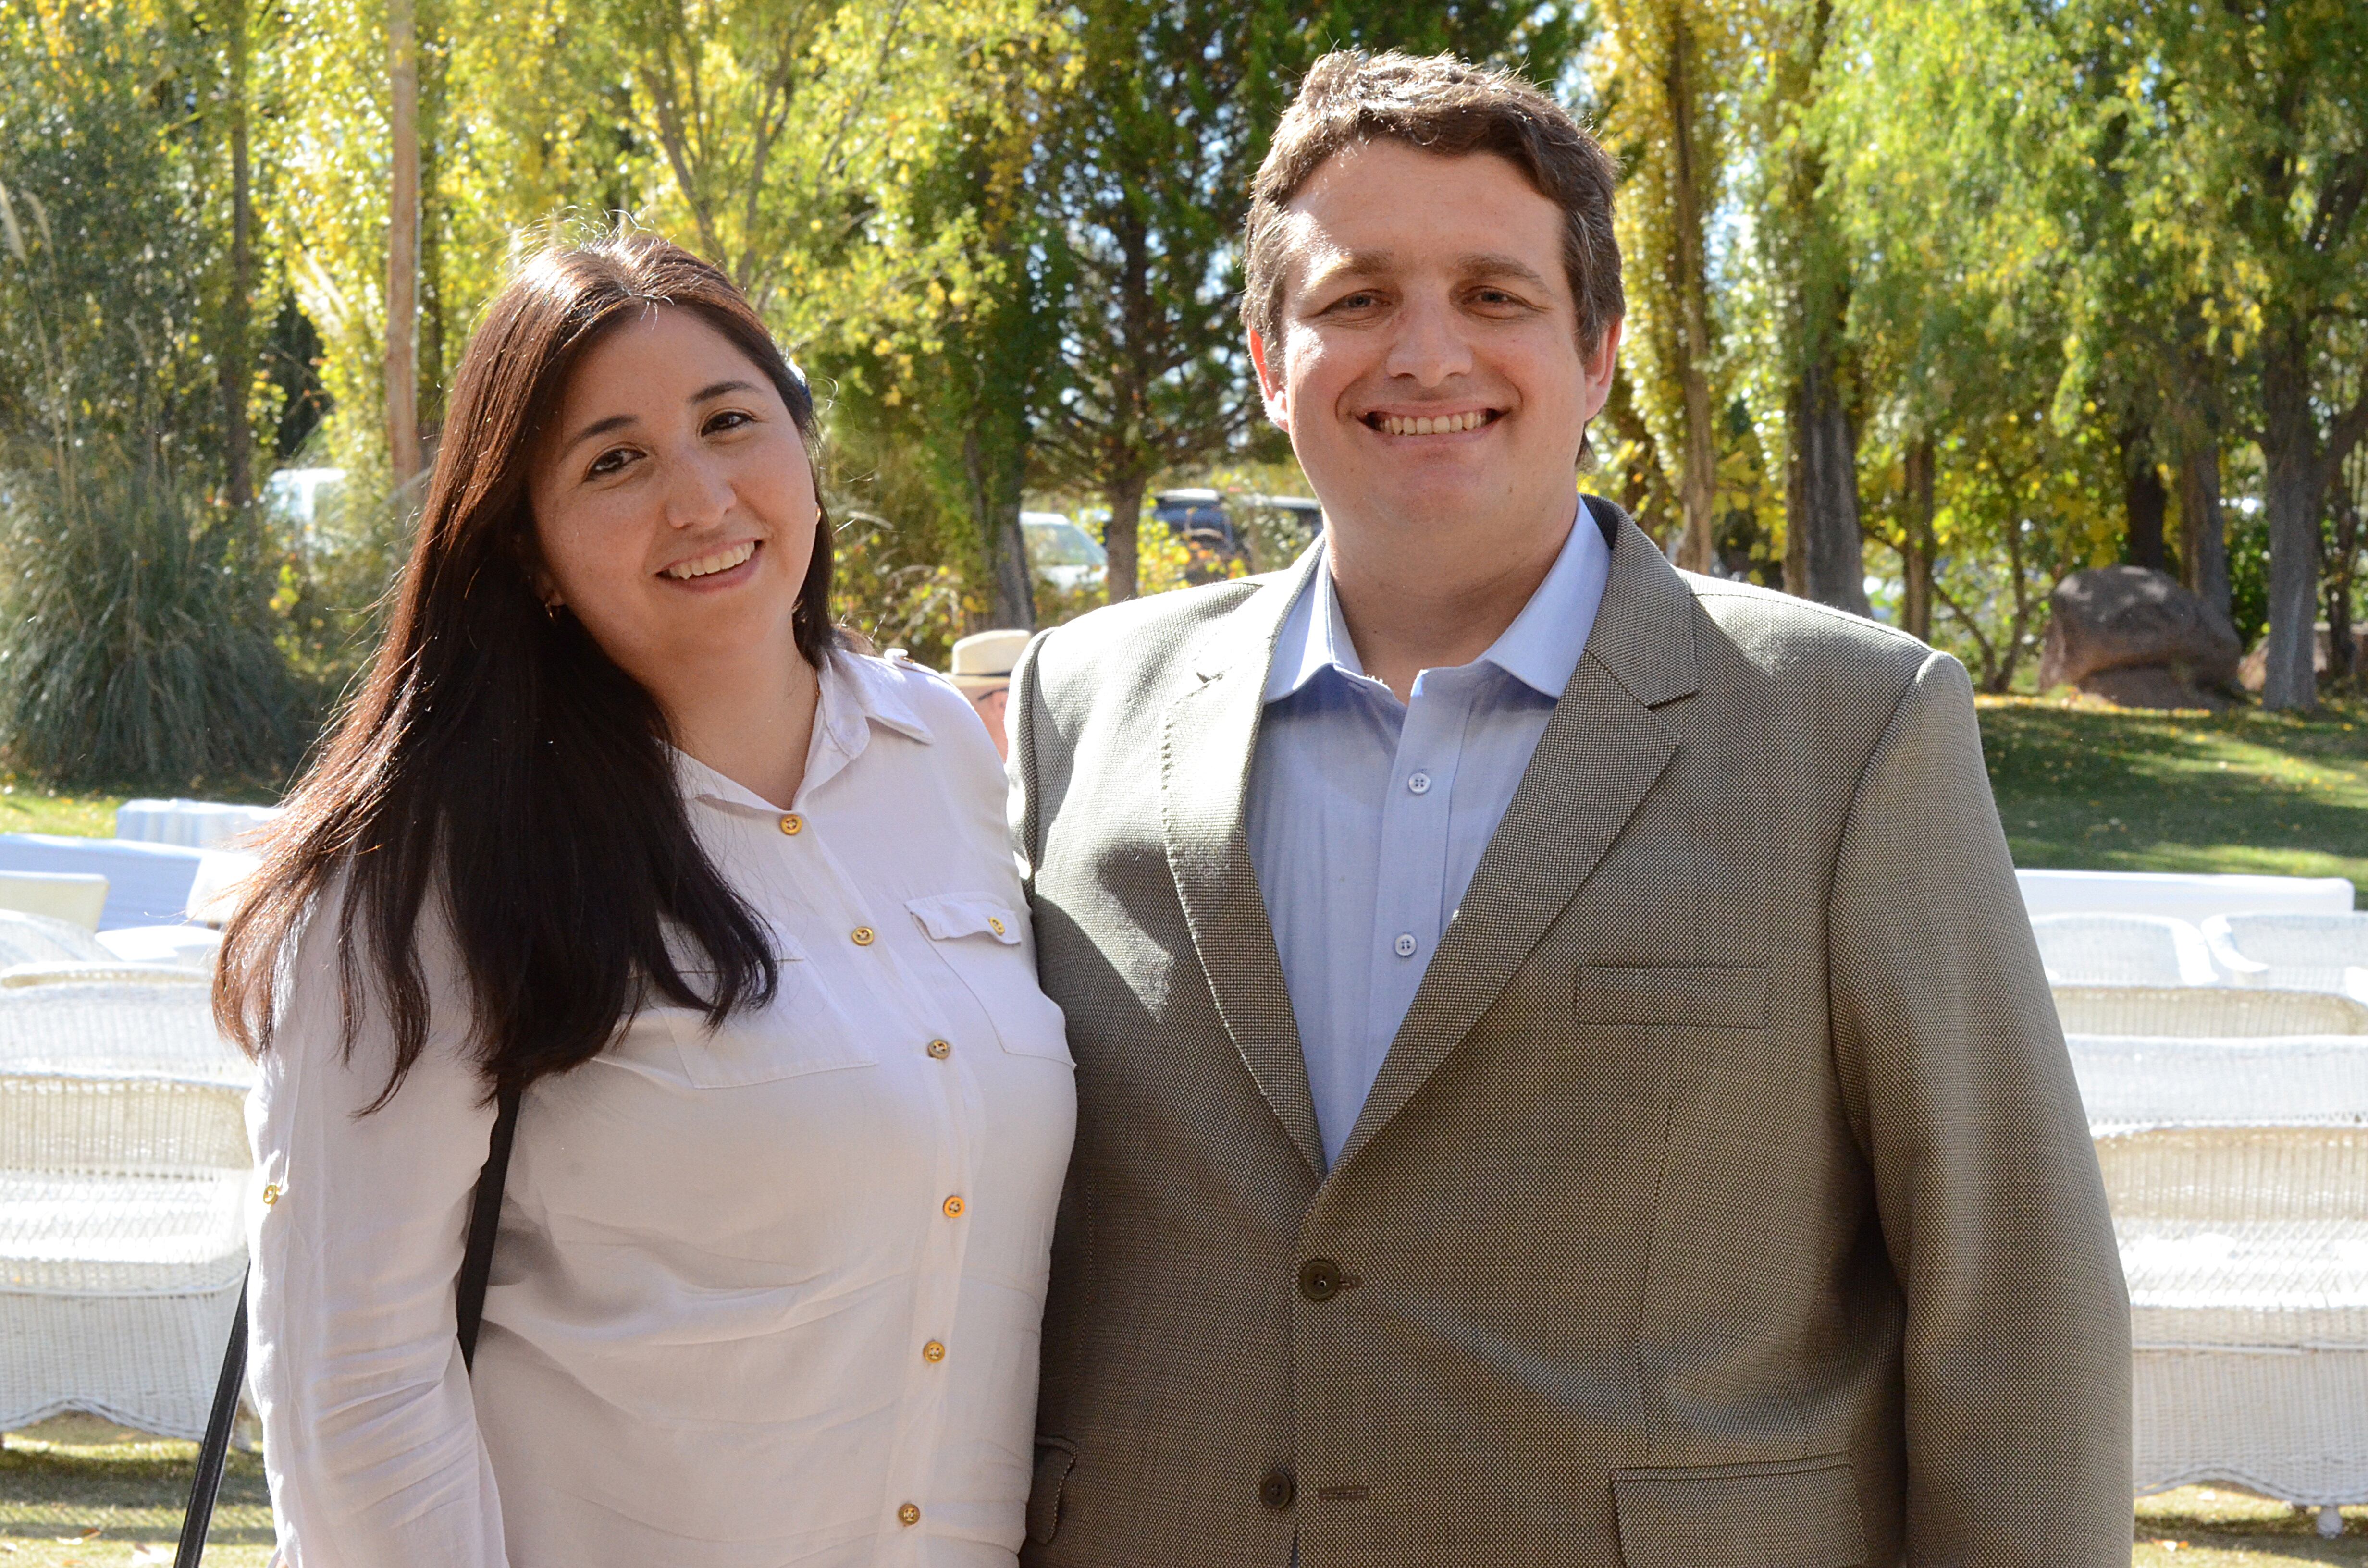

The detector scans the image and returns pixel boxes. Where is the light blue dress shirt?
[1245,500,1613,1168]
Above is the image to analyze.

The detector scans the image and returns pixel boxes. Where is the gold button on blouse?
[898,1503,922,1527]
[926,1039,952,1060]
[260,1183,282,1207]
[987,916,1006,936]
[922,1340,947,1364]
[778,813,802,836]
[942,1195,965,1218]
[851,926,875,946]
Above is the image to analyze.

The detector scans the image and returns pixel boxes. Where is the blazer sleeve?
[1825,650,2131,1566]
[245,902,507,1568]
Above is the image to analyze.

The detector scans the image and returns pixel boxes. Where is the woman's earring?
[543,599,562,621]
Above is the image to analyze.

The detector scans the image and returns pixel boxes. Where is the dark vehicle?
[1151,489,1322,576]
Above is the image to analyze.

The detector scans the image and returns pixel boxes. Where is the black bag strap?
[175,1084,523,1567]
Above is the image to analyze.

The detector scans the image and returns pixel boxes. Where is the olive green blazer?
[1009,502,2129,1568]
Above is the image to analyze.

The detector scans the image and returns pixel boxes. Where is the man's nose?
[1382,294,1474,386]
[663,449,735,530]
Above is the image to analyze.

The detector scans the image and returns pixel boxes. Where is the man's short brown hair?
[1241,50,1622,358]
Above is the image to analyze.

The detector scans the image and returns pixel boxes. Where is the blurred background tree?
[1,0,2365,789]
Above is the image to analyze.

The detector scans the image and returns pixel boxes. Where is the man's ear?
[1578,316,1624,425]
[1248,327,1291,434]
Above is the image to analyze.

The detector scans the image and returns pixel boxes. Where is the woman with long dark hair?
[215,234,1075,1566]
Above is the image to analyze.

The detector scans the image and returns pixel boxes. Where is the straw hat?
[948,628,1030,695]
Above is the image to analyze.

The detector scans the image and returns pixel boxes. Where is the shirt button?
[923,1339,947,1364]
[851,926,875,946]
[1297,1257,1344,1301]
[897,1502,922,1527]
[1394,932,1418,958]
[943,1194,966,1218]
[988,916,1006,936]
[778,813,802,835]
[1407,771,1431,795]
[1260,1468,1297,1509]
[926,1039,952,1060]
[260,1183,282,1207]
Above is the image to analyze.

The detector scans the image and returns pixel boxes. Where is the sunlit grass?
[1980,694,2368,904]
[0,1417,267,1566]
[2135,1485,2368,1564]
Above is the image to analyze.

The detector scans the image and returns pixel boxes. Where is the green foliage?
[0,457,306,788]
[2230,506,2272,653]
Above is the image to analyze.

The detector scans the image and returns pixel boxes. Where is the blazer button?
[1297,1257,1343,1302]
[1259,1468,1296,1509]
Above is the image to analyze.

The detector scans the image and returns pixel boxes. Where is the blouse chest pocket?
[658,933,878,1088]
[906,892,1072,1064]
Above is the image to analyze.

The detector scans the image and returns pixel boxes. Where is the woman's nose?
[663,450,736,530]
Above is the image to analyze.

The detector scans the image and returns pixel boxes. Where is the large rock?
[2038,566,2242,708]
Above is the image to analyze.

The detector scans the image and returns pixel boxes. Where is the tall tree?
[384,0,421,488]
[1596,0,1734,574]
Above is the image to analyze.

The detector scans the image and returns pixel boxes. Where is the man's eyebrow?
[558,380,762,459]
[1456,252,1552,288]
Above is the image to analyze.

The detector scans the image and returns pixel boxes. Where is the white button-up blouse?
[246,651,1076,1568]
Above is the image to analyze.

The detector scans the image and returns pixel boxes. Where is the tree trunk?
[385,0,422,490]
[2121,419,2167,573]
[2328,490,2361,688]
[1103,472,1145,604]
[1787,357,1870,615]
[1665,14,1717,574]
[1901,434,1935,641]
[219,0,253,511]
[2177,429,2231,626]
[2260,323,2334,710]
[963,425,1035,631]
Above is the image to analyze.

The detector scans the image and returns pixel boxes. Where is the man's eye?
[1327,291,1381,313]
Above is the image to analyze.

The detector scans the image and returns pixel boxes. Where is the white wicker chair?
[2076,1031,2368,1532]
[0,962,210,990]
[2031,913,2220,986]
[93,924,224,971]
[2052,984,2368,1038]
[2203,912,2368,1002]
[0,981,252,1083]
[0,1070,248,1437]
[0,911,111,968]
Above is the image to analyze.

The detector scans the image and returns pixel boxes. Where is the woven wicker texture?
[2070,1033,2368,1129]
[0,910,110,967]
[0,984,251,1439]
[1012,508,2129,1568]
[2204,913,2368,1000]
[0,981,253,1081]
[2080,1021,2368,1503]
[0,962,210,989]
[2055,984,2368,1037]
[2032,913,2220,986]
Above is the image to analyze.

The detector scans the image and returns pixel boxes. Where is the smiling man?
[1010,51,2129,1568]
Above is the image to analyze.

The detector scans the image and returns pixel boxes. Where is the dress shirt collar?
[1262,498,1608,705]
[670,648,936,810]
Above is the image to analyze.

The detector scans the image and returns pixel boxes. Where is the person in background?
[214,233,1074,1568]
[948,628,1030,762]
[1008,50,2128,1567]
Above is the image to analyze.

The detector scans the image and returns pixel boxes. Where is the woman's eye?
[704,409,754,435]
[586,446,638,478]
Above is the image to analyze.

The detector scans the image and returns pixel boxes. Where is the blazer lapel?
[1161,548,1329,1174]
[1334,506,1702,1172]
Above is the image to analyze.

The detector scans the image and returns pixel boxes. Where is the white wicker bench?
[2053,984,2368,1038]
[0,985,252,1439]
[0,911,110,968]
[2074,1031,2368,1534]
[2203,913,2368,1002]
[2033,913,2221,986]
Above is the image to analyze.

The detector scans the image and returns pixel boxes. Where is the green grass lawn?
[0,784,121,840]
[0,1416,2355,1567]
[1980,694,2368,904]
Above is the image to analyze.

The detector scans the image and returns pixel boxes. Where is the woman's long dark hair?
[215,233,833,1106]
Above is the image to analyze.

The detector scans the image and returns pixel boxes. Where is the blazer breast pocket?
[1574,965,1770,1030]
[1612,1456,1867,1568]
[907,892,1072,1063]
[658,933,878,1087]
